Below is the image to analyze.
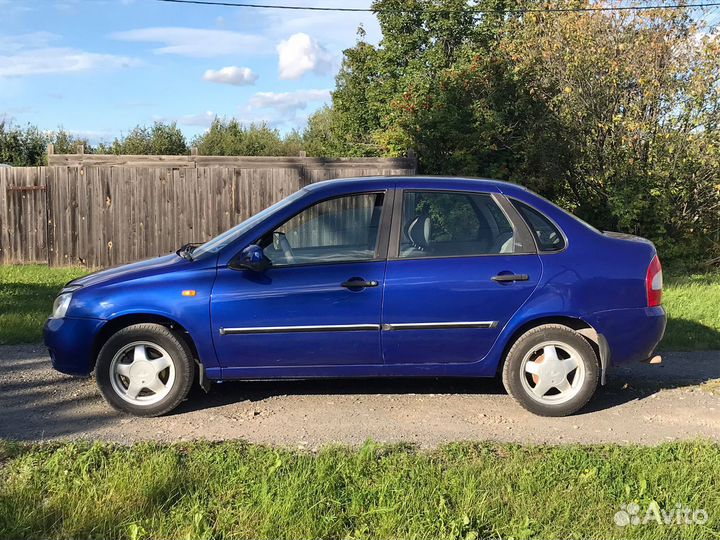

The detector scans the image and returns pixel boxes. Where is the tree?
[108,122,188,155]
[49,129,92,155]
[330,0,720,266]
[331,0,521,159]
[0,121,47,166]
[193,119,302,156]
[303,106,342,157]
[501,3,720,263]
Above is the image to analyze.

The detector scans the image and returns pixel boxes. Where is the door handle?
[341,278,379,289]
[491,273,529,283]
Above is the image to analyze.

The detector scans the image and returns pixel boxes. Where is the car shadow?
[172,330,720,417]
[171,376,508,415]
[174,317,720,417]
[660,317,720,351]
[0,345,125,440]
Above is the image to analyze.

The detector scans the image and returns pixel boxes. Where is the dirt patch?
[1,344,719,447]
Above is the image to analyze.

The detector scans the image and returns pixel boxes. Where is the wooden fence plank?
[4,156,415,267]
[0,167,48,264]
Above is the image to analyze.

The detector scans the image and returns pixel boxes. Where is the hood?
[68,254,187,289]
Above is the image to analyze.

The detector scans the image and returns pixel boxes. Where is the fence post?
[77,144,85,155]
[407,148,417,173]
[298,151,308,184]
[47,143,54,156]
[45,167,53,267]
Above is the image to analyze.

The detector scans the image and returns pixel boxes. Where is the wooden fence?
[0,155,416,267]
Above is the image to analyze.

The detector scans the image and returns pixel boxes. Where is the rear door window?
[398,191,515,258]
[511,200,566,252]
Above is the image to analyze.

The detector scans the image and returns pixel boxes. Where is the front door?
[212,191,390,370]
[382,190,541,367]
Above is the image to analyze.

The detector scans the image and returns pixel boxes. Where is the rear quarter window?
[511,200,566,252]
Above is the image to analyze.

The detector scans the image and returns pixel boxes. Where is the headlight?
[51,293,73,319]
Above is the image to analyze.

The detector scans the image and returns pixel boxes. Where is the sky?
[0,0,381,143]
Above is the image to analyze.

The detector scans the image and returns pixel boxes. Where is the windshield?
[191,189,307,259]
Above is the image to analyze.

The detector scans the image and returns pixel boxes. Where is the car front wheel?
[501,324,599,417]
[96,323,194,417]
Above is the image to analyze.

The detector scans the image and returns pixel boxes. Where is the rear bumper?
[588,305,666,366]
[44,317,104,376]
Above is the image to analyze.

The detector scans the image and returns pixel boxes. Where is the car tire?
[96,323,195,417]
[501,324,599,417]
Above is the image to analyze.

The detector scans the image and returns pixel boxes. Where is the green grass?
[0,265,88,345]
[1,440,719,539]
[0,265,718,350]
[662,273,720,351]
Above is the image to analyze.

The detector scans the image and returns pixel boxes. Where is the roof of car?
[306,175,530,195]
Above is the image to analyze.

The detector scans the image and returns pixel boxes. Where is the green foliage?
[501,3,720,266]
[0,121,47,166]
[48,128,92,155]
[0,123,94,165]
[193,119,302,157]
[330,0,720,267]
[303,106,344,157]
[2,440,720,539]
[105,121,189,155]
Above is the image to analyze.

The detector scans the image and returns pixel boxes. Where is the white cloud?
[248,89,331,115]
[46,128,116,143]
[111,27,269,58]
[0,0,36,13]
[178,111,217,128]
[0,32,58,52]
[277,33,334,80]
[154,111,217,128]
[203,66,258,86]
[0,32,138,78]
[250,0,381,46]
[0,48,138,78]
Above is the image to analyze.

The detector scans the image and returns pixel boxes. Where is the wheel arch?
[496,315,609,384]
[93,313,201,371]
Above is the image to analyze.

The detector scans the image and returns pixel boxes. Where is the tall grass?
[1,441,719,539]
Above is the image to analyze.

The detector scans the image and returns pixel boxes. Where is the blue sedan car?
[44,177,666,417]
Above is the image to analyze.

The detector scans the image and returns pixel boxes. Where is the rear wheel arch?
[497,316,605,379]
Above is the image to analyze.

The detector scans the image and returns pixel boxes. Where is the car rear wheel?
[501,324,599,417]
[96,323,194,417]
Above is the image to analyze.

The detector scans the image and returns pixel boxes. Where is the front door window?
[261,192,385,266]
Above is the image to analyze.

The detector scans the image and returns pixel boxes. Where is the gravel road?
[1,344,719,447]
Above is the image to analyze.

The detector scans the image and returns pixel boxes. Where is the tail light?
[646,254,663,307]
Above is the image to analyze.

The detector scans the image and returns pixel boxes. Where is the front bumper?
[588,305,666,366]
[44,317,105,376]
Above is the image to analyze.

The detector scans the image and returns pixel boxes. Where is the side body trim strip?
[383,321,498,331]
[220,324,380,335]
[219,321,498,335]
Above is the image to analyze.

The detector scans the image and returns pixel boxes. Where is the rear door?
[382,189,541,366]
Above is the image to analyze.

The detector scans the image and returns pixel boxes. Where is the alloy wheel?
[519,340,586,405]
[109,341,176,406]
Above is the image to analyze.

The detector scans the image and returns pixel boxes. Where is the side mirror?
[229,244,271,273]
